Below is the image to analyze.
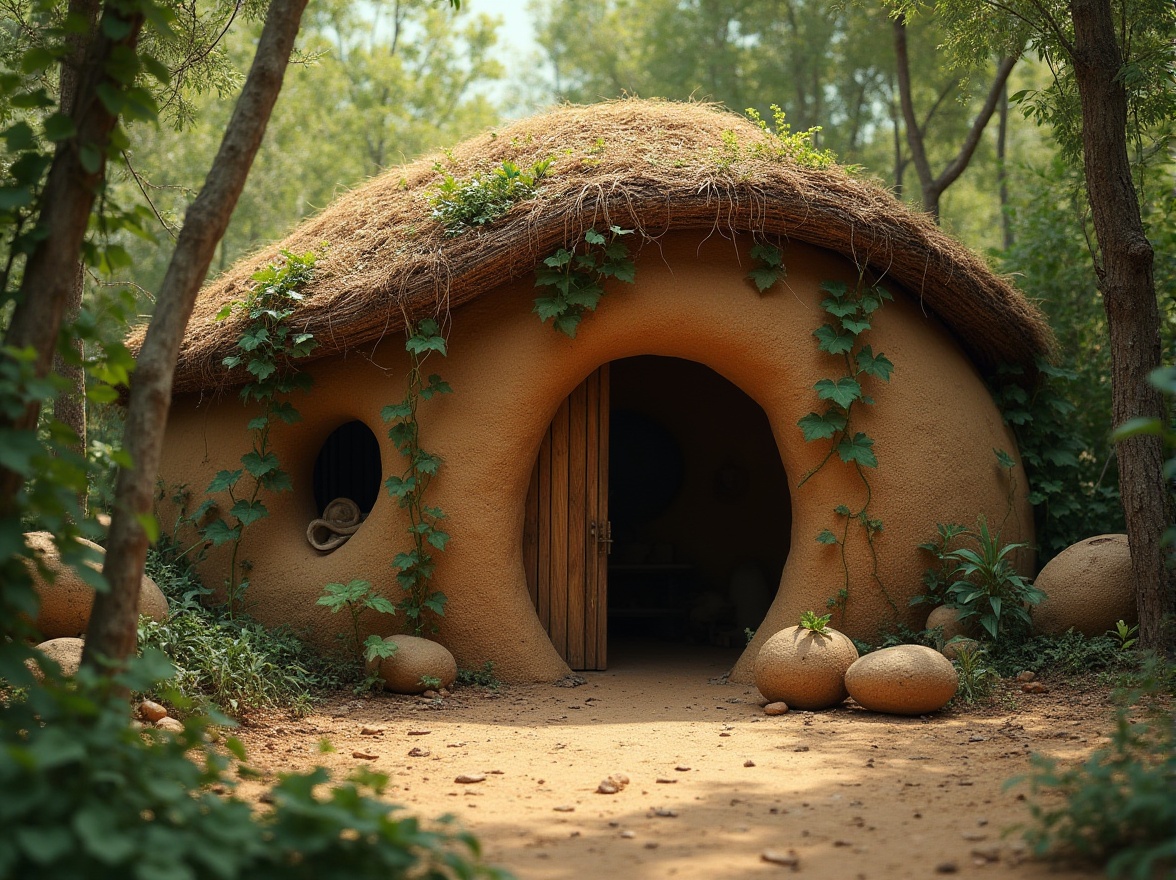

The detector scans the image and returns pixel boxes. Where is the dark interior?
[607,356,791,649]
[312,419,382,515]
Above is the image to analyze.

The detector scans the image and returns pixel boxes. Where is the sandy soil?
[231,642,1111,880]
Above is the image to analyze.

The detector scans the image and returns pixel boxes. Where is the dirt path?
[233,643,1109,879]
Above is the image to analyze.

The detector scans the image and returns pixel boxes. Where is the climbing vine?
[750,244,897,621]
[199,251,317,618]
[533,226,636,337]
[381,318,452,636]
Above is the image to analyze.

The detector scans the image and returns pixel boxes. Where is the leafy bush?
[1015,658,1175,877]
[456,661,501,690]
[139,547,349,716]
[0,656,510,880]
[952,644,998,703]
[987,630,1137,679]
[429,159,550,235]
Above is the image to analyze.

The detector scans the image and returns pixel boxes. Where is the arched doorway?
[524,356,791,670]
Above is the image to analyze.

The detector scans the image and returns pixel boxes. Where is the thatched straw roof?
[145,100,1052,394]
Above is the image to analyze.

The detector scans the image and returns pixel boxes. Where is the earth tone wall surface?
[159,232,1032,682]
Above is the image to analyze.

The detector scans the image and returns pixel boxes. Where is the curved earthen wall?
[159,232,1032,681]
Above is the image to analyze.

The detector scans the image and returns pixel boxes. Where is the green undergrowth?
[985,630,1141,680]
[138,545,351,717]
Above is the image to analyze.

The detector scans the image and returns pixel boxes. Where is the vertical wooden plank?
[596,363,610,669]
[566,380,588,669]
[584,369,600,669]
[549,398,570,660]
[536,427,552,631]
[523,454,540,607]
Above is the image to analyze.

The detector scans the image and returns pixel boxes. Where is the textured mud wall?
[159,231,1032,682]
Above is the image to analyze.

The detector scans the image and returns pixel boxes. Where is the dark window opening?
[313,420,382,516]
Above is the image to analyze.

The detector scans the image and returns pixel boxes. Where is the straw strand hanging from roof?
[130,99,1054,395]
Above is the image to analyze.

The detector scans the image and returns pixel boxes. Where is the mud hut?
[143,100,1051,682]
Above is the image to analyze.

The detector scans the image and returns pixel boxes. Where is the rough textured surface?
[845,644,958,715]
[926,605,971,644]
[941,637,980,661]
[32,637,85,677]
[157,230,1035,682]
[753,625,859,710]
[369,635,458,694]
[24,531,168,639]
[134,100,1052,395]
[1033,534,1136,637]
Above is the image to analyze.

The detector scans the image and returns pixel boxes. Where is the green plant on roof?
[714,105,838,171]
[798,610,833,635]
[429,158,551,236]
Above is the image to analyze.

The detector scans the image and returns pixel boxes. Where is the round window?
[312,420,382,515]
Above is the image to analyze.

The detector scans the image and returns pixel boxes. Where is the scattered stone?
[962,832,987,841]
[138,700,167,723]
[833,839,852,847]
[408,747,431,757]
[597,779,620,794]
[553,674,587,687]
[352,750,378,760]
[926,605,972,643]
[761,849,800,867]
[422,690,438,698]
[972,845,1001,862]
[1022,682,1049,694]
[455,773,486,784]
[620,830,636,839]
[644,842,659,850]
[156,717,184,734]
[934,861,959,874]
[1016,670,1036,683]
[28,637,85,678]
[793,746,810,752]
[439,688,451,697]
[655,777,677,784]
[360,726,384,736]
[553,805,575,812]
[744,760,756,767]
[763,701,790,716]
[674,765,691,771]
[612,772,630,785]
[844,645,958,715]
[754,625,859,710]
[719,732,731,737]
[407,729,432,736]
[941,637,980,661]
[651,808,678,817]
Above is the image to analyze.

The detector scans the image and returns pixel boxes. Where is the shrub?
[0,656,510,880]
[1015,658,1175,877]
[987,631,1133,679]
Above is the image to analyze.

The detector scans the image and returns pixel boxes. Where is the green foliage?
[533,225,635,337]
[317,579,399,688]
[744,104,838,169]
[798,610,833,635]
[418,674,442,690]
[986,630,1138,679]
[747,242,786,292]
[941,515,1042,641]
[429,158,550,236]
[201,251,316,616]
[381,318,452,635]
[139,545,347,716]
[1107,620,1139,652]
[0,656,509,880]
[952,643,998,704]
[912,521,969,609]
[456,661,501,690]
[1015,659,1175,878]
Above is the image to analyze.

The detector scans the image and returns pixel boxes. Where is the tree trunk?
[84,0,310,670]
[0,3,144,521]
[1069,0,1174,652]
[996,83,1012,250]
[52,0,103,519]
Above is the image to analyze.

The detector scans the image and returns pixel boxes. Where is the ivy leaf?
[427,529,450,550]
[600,257,636,283]
[815,377,862,409]
[821,297,859,318]
[532,297,567,321]
[584,228,606,246]
[747,266,782,293]
[841,316,871,335]
[206,469,242,494]
[836,432,877,468]
[385,474,416,499]
[564,285,603,310]
[750,242,783,267]
[552,313,582,337]
[365,594,398,615]
[241,450,279,477]
[247,358,275,380]
[381,401,413,421]
[421,374,452,399]
[816,530,839,545]
[230,499,269,526]
[543,248,574,268]
[202,518,240,547]
[813,324,854,356]
[993,448,1016,469]
[855,345,894,382]
[819,279,847,300]
[797,409,847,441]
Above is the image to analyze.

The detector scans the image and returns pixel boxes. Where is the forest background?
[78,0,1175,561]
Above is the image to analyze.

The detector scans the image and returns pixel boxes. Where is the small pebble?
[408,729,432,736]
[156,717,183,734]
[408,747,431,757]
[352,750,378,760]
[138,700,167,722]
[744,760,756,767]
[763,702,790,716]
[761,849,799,867]
[674,765,691,772]
[1016,670,1036,682]
[455,773,486,784]
[360,726,384,736]
[553,805,575,812]
[972,845,1001,862]
[620,830,636,839]
[935,861,959,874]
[651,808,678,818]
[597,779,619,794]
[655,777,677,784]
[422,690,438,698]
[1022,682,1049,694]
[644,842,659,849]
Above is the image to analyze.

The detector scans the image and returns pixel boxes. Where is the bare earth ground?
[231,642,1112,880]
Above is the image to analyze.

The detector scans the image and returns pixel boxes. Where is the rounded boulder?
[845,644,958,715]
[368,635,457,694]
[754,625,859,710]
[30,637,86,679]
[1033,534,1136,637]
[926,605,971,643]
[24,531,169,639]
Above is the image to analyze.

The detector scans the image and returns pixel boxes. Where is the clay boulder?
[845,644,958,715]
[24,532,169,639]
[1033,534,1136,637]
[367,635,457,694]
[28,637,86,679]
[754,625,859,710]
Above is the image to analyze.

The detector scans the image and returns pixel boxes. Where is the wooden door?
[524,366,609,670]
